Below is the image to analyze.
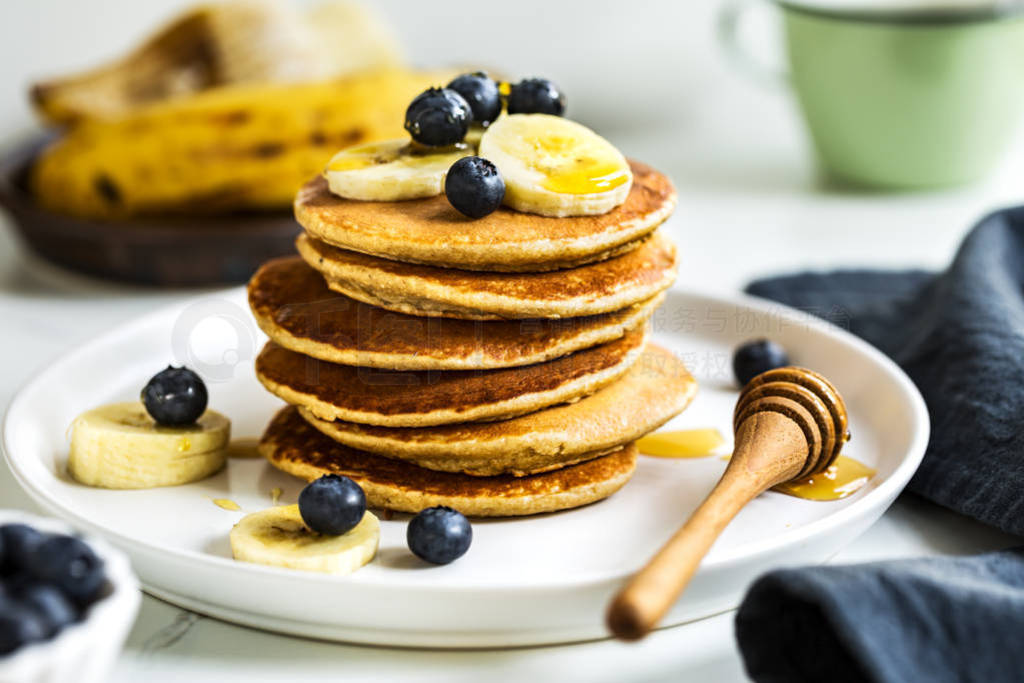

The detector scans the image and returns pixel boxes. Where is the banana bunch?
[325,114,633,217]
[230,504,379,574]
[32,1,404,125]
[68,402,230,489]
[31,68,457,219]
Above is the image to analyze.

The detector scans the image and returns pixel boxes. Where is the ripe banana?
[230,504,379,574]
[31,68,459,219]
[68,402,230,489]
[478,113,632,217]
[31,0,404,125]
[324,139,473,201]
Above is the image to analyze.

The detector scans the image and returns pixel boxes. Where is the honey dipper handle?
[606,411,809,640]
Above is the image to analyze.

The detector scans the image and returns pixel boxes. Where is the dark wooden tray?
[0,136,301,287]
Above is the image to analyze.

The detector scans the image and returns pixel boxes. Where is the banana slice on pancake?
[68,401,230,489]
[478,114,632,217]
[324,138,473,201]
[230,504,379,574]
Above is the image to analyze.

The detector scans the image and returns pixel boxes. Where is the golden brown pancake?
[301,344,697,471]
[297,230,678,320]
[260,407,638,516]
[248,257,663,370]
[294,160,676,272]
[255,327,647,427]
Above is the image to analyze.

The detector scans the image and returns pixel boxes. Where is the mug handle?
[717,0,788,85]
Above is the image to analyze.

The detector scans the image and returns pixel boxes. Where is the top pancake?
[248,257,662,370]
[294,160,676,271]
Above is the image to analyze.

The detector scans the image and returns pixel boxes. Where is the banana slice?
[230,504,380,574]
[324,138,473,201]
[478,114,632,217]
[68,401,230,489]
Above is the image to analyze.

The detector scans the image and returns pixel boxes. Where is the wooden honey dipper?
[606,366,850,641]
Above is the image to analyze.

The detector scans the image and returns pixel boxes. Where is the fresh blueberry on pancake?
[404,87,472,146]
[446,72,501,126]
[507,78,566,116]
[445,156,505,218]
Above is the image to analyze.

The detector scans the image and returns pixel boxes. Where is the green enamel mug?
[720,1,1024,188]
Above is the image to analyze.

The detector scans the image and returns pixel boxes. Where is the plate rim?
[2,286,930,592]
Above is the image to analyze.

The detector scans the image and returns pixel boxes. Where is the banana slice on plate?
[230,504,380,574]
[478,113,633,217]
[68,401,230,489]
[324,138,473,201]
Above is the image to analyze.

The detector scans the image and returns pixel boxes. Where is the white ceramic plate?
[2,288,928,648]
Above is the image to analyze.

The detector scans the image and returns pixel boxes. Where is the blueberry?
[23,535,105,606]
[407,506,472,565]
[16,584,78,637]
[444,157,505,219]
[446,72,501,127]
[404,87,472,147]
[141,366,208,425]
[732,339,790,386]
[298,475,366,536]
[0,603,47,655]
[507,78,566,116]
[0,525,44,575]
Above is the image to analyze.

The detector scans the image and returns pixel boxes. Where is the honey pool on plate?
[637,430,875,502]
[774,455,876,501]
[636,429,726,458]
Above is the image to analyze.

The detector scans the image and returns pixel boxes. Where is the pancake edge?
[299,231,679,321]
[298,345,699,461]
[261,436,638,517]
[294,161,677,272]
[249,266,664,368]
[255,329,648,427]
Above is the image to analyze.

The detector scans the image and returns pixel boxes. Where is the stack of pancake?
[248,161,698,516]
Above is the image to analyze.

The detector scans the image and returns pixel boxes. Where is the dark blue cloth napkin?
[734,207,1024,682]
[736,548,1024,683]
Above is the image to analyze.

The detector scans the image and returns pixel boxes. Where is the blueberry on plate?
[298,475,367,536]
[732,339,790,386]
[507,78,566,116]
[23,535,106,606]
[445,156,505,219]
[0,602,47,655]
[16,584,78,637]
[141,366,208,426]
[0,524,44,575]
[446,72,501,127]
[404,87,472,147]
[407,506,472,565]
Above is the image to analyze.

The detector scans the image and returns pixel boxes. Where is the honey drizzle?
[774,455,876,501]
[212,498,241,511]
[636,429,726,459]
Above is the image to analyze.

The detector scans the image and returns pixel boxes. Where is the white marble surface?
[2,1,1023,680]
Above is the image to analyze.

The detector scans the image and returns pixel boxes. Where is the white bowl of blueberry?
[0,512,140,683]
